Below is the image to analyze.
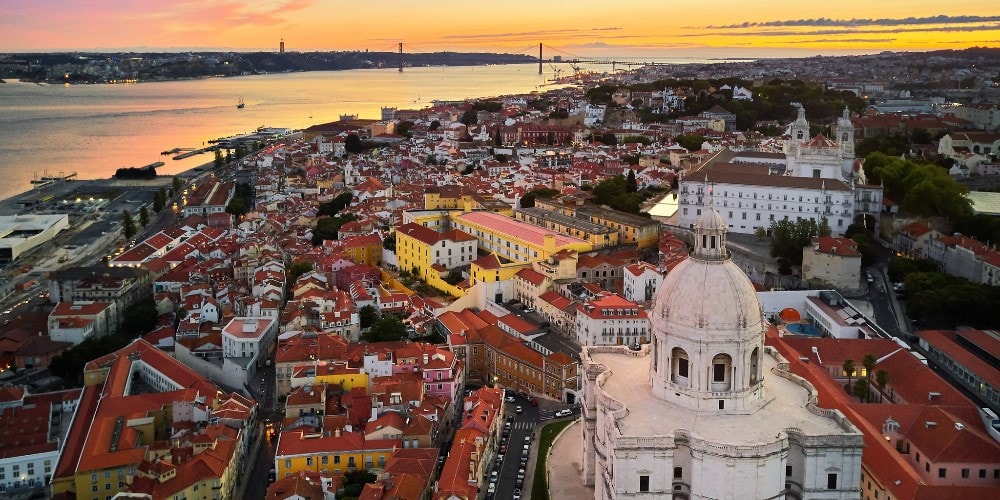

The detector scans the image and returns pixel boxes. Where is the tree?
[343,470,377,497]
[152,189,165,212]
[460,109,478,127]
[138,206,149,227]
[172,176,182,192]
[842,359,856,394]
[121,298,159,335]
[428,120,441,131]
[875,369,889,388]
[382,234,396,251]
[225,197,248,218]
[625,170,638,193]
[817,216,832,237]
[121,210,136,239]
[862,354,877,381]
[363,316,408,342]
[674,134,706,152]
[311,213,358,245]
[443,270,464,285]
[359,305,380,329]
[520,188,559,209]
[345,133,363,154]
[214,149,224,168]
[754,226,767,241]
[853,378,871,402]
[768,218,821,267]
[49,334,129,386]
[286,261,313,285]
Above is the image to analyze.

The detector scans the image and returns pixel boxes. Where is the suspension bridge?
[375,42,671,75]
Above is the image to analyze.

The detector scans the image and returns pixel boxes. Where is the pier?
[172,147,215,160]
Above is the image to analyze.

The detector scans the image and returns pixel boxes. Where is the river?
[0,58,740,201]
[0,64,567,200]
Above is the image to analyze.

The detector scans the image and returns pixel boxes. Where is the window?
[713,363,726,382]
[786,466,792,477]
[678,358,689,377]
[962,468,969,478]
[306,457,313,466]
[827,473,838,489]
[673,467,682,479]
[938,468,946,478]
[322,456,328,465]
[334,456,341,464]
[639,475,650,492]
[979,469,987,479]
[285,459,292,469]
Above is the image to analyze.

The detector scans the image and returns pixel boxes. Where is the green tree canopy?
[863,152,971,219]
[50,334,130,386]
[311,213,358,245]
[520,188,560,209]
[363,316,409,342]
[121,210,136,239]
[121,298,159,335]
[359,305,380,329]
[138,206,149,227]
[673,134,705,152]
[768,218,821,267]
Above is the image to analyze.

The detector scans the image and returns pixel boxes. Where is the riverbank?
[0,159,214,217]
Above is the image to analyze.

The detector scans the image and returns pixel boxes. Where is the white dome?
[651,256,762,338]
[697,208,726,233]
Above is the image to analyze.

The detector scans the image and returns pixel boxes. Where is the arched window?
[749,347,760,384]
[796,131,804,140]
[671,347,690,388]
[711,353,732,391]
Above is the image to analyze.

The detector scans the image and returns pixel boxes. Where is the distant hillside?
[1,51,537,83]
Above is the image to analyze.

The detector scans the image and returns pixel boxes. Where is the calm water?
[0,58,740,201]
[0,64,561,200]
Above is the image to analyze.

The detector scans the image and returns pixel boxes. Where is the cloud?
[439,27,623,42]
[705,15,1000,29]
[680,23,1000,37]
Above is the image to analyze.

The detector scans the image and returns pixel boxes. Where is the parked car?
[505,395,516,403]
[516,405,523,414]
[555,408,573,417]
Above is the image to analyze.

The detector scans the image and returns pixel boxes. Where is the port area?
[0,161,211,277]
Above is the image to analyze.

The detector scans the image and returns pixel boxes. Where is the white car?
[505,395,515,403]
[555,408,573,417]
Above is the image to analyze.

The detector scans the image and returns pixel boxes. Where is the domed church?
[579,209,864,499]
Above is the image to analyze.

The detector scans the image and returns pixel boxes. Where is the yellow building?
[424,187,513,216]
[451,211,593,262]
[394,223,477,281]
[515,207,618,249]
[341,233,383,267]
[274,430,401,478]
[469,253,530,286]
[290,361,369,393]
[534,198,661,250]
[52,339,255,500]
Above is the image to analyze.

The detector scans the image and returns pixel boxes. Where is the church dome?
[652,256,762,337]
[651,208,763,338]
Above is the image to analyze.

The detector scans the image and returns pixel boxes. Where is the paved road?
[491,394,539,500]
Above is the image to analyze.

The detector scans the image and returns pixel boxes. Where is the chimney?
[928,392,941,400]
[924,421,937,428]
[334,427,341,437]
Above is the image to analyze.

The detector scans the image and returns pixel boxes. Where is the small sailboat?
[237,97,245,109]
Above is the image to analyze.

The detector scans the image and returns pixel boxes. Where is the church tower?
[649,209,768,413]
[786,104,810,175]
[835,107,855,179]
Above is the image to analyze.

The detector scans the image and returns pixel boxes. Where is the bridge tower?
[399,42,404,73]
[538,43,543,75]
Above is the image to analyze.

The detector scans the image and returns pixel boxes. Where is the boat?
[237,97,245,109]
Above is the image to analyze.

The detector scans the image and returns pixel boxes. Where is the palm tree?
[875,369,889,388]
[862,354,877,380]
[843,359,856,394]
[854,378,871,403]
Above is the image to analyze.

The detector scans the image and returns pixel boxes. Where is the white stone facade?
[579,210,864,500]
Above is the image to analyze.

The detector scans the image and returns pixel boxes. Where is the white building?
[580,210,864,499]
[0,214,69,262]
[801,236,863,294]
[222,316,278,363]
[622,261,663,304]
[678,107,882,237]
[575,293,650,347]
[47,300,118,345]
[0,388,80,494]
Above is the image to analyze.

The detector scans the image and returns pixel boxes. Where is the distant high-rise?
[280,38,285,53]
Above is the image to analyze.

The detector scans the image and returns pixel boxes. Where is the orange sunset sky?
[2,0,999,57]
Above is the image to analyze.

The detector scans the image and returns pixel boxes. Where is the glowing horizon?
[2,1,998,57]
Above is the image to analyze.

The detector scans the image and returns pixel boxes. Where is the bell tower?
[835,107,855,179]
